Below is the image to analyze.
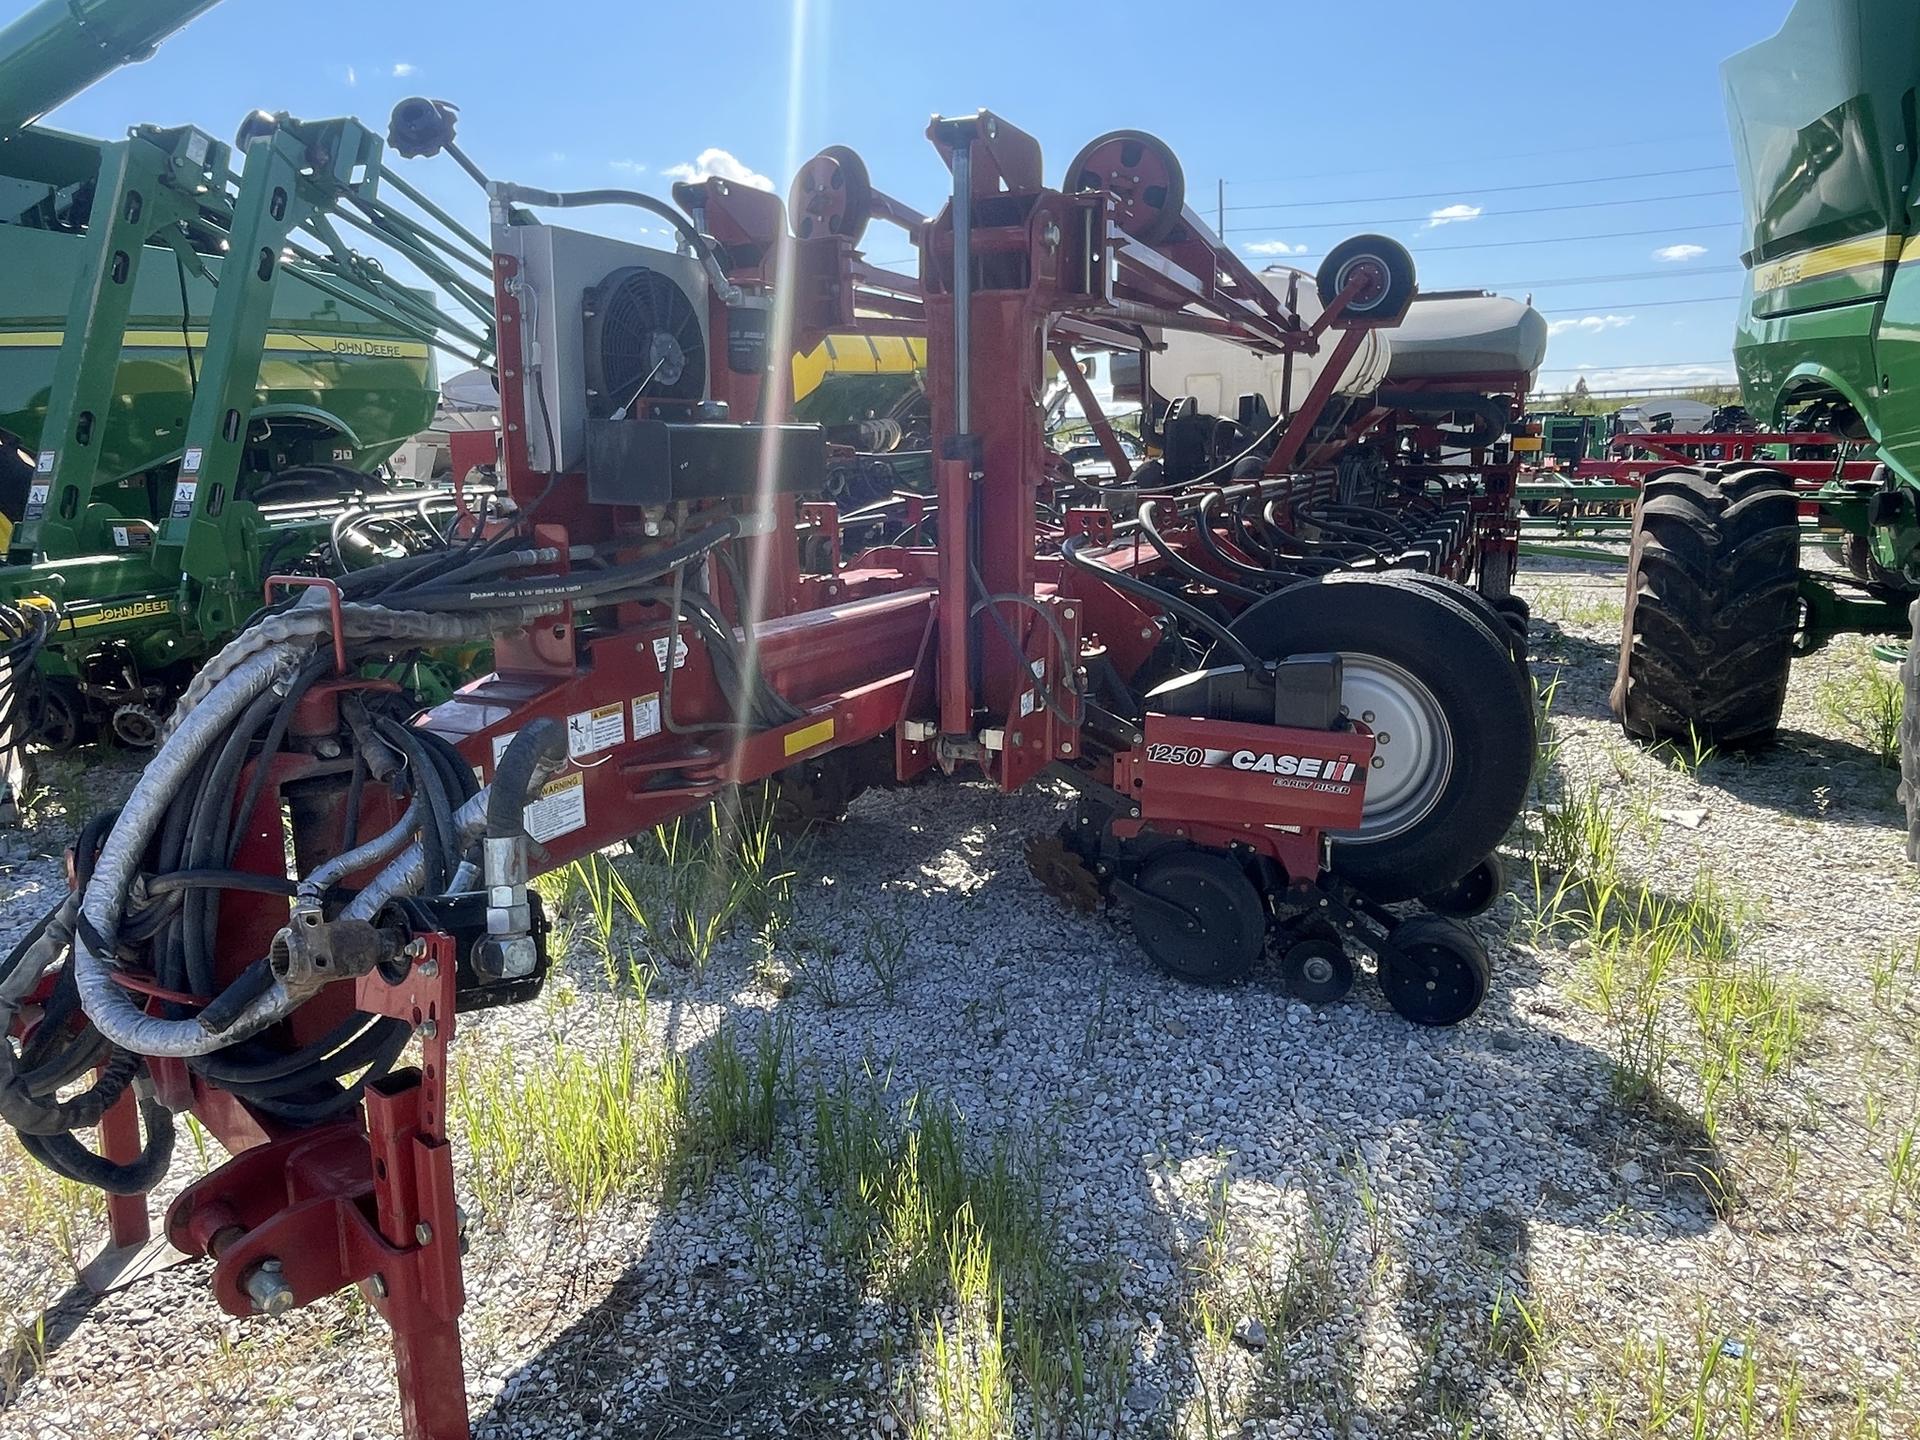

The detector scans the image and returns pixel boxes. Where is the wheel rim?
[1337,654,1454,844]
[1381,942,1484,1025]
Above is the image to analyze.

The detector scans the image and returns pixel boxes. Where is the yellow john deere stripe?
[1750,233,1920,293]
[0,330,431,359]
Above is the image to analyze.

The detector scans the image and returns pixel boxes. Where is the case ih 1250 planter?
[0,100,1536,1437]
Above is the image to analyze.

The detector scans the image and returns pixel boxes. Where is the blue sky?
[40,0,1793,395]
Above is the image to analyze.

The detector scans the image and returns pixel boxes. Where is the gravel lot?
[2,558,1918,1440]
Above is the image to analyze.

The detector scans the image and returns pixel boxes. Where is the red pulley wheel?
[1064,129,1186,244]
[788,144,875,245]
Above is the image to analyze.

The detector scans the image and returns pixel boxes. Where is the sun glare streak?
[730,0,814,776]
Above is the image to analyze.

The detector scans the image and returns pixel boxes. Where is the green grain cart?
[1611,0,1920,855]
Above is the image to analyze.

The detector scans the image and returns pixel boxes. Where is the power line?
[1470,265,1744,290]
[1269,223,1741,263]
[1224,190,1739,235]
[1534,360,1730,373]
[1220,133,1727,187]
[1541,295,1741,314]
[1223,164,1734,214]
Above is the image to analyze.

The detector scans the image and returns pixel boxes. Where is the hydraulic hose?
[1059,534,1267,673]
[489,720,565,842]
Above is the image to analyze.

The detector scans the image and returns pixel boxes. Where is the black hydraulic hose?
[18,1076,174,1196]
[1138,499,1266,604]
[1196,491,1317,588]
[394,518,741,611]
[1059,534,1267,673]
[488,718,565,841]
[195,955,276,1035]
[378,718,456,894]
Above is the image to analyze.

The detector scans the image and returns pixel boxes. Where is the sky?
[36,0,1796,397]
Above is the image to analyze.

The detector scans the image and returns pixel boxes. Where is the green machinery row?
[0,0,496,784]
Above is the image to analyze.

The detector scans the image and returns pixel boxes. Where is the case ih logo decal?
[1145,742,1361,792]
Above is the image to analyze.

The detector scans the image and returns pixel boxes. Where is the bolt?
[245,1259,294,1318]
[419,1018,438,1039]
[415,1221,434,1246]
[1062,608,1076,620]
[418,959,439,978]
[402,938,426,961]
[1377,732,1390,745]
[1059,743,1072,755]
[368,1273,388,1299]
[1140,627,1154,641]
[1362,710,1376,723]
[1371,756,1385,769]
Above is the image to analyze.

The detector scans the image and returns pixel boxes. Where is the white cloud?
[1425,203,1482,229]
[662,147,772,191]
[345,65,358,87]
[610,159,648,175]
[392,62,416,78]
[1654,243,1708,262]
[1546,313,1635,337]
[1242,240,1310,257]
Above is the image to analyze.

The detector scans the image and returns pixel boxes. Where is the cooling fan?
[582,264,707,416]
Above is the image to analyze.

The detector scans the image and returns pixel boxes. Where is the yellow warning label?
[783,717,836,756]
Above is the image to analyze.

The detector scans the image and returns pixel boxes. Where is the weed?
[1815,643,1905,767]
[1652,723,1718,779]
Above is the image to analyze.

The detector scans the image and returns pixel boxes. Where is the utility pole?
[1217,177,1225,236]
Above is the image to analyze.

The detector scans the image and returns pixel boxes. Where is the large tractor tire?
[1901,600,1920,864]
[1612,466,1800,747]
[1228,575,1534,902]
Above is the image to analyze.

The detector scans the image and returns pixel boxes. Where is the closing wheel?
[789,145,875,244]
[1227,576,1534,902]
[1419,852,1506,919]
[27,681,81,753]
[1066,130,1186,245]
[1280,938,1355,1005]
[1315,235,1416,320]
[1128,849,1266,986]
[1377,916,1490,1026]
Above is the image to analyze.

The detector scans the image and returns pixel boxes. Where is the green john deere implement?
[0,0,500,788]
[1611,0,1920,858]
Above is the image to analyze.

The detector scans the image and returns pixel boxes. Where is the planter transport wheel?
[1419,852,1506,919]
[789,145,875,245]
[1127,848,1266,986]
[1280,939,1355,1005]
[1377,916,1490,1027]
[1228,575,1534,902]
[1315,235,1417,320]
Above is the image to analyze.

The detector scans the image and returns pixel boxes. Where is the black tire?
[1377,916,1490,1027]
[1491,593,1531,625]
[1129,848,1266,986]
[1901,600,1920,865]
[1844,534,1917,597]
[1612,466,1800,747]
[1420,852,1505,919]
[1228,575,1534,902]
[1343,571,1533,732]
[1315,235,1416,320]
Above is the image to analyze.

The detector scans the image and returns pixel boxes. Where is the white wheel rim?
[1337,654,1453,844]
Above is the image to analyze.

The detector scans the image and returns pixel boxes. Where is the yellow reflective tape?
[0,329,430,358]
[1511,435,1543,452]
[1751,234,1904,293]
[782,717,835,756]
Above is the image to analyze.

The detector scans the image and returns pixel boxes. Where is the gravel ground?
[2,557,1918,1439]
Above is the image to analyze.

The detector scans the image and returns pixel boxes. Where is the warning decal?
[632,692,662,741]
[525,772,587,843]
[567,702,625,759]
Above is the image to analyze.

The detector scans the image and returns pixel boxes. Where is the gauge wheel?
[1128,847,1265,986]
[1279,938,1355,1005]
[1377,916,1490,1027]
